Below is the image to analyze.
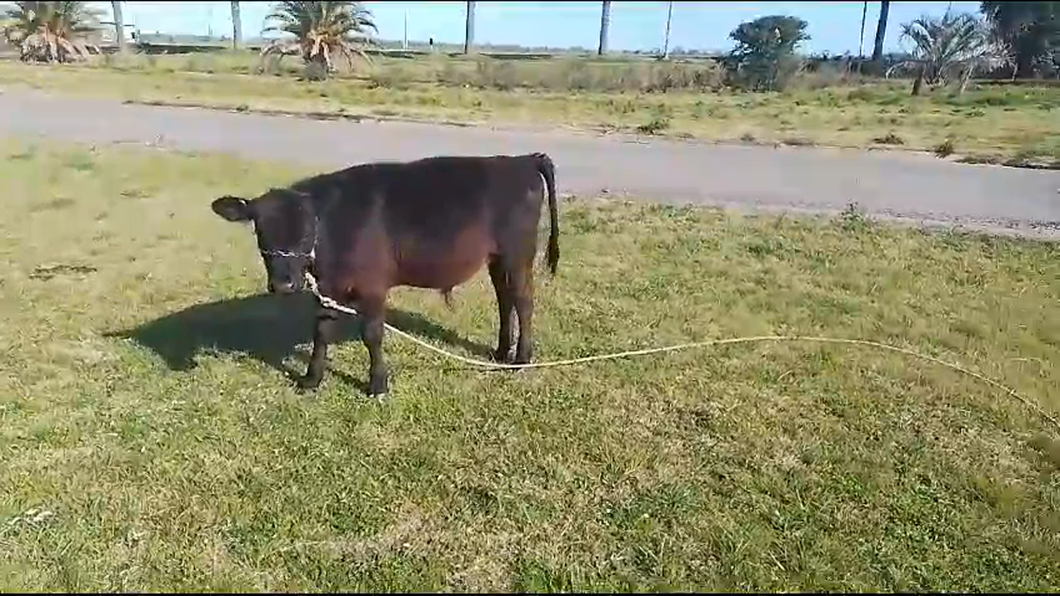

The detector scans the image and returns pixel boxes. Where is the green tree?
[980,1,1060,78]
[258,1,377,80]
[892,12,1004,96]
[2,1,102,63]
[727,15,809,91]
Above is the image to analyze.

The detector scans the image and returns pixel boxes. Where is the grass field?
[1,137,1059,591]
[2,52,1059,166]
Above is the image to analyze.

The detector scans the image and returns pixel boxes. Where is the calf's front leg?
[298,306,340,390]
[359,294,389,399]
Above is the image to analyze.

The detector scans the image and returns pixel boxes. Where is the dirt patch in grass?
[1,137,1058,591]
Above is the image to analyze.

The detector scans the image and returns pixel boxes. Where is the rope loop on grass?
[303,271,1059,431]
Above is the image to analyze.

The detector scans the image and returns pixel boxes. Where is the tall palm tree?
[463,0,474,54]
[110,0,123,53]
[258,1,377,78]
[231,1,241,49]
[871,0,890,62]
[859,0,868,57]
[598,0,611,55]
[662,0,673,59]
[891,12,1004,95]
[2,1,103,63]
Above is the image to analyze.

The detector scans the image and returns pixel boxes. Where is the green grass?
[2,54,1059,165]
[2,137,1059,591]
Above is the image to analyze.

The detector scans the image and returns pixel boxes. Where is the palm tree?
[231,1,242,50]
[859,0,869,57]
[2,1,103,63]
[258,1,377,79]
[598,0,611,55]
[871,0,890,62]
[980,1,1060,79]
[662,0,673,59]
[110,0,124,53]
[463,1,474,54]
[890,11,1006,96]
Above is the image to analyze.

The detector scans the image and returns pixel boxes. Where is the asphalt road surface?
[2,89,1058,239]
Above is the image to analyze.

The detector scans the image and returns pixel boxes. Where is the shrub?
[645,61,725,92]
[790,61,868,90]
[553,59,596,91]
[726,15,810,92]
[636,115,671,135]
[436,60,474,87]
[933,139,956,157]
[474,59,520,91]
[873,132,906,145]
[367,64,414,89]
[463,58,724,94]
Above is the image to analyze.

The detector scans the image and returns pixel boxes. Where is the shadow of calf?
[106,292,494,386]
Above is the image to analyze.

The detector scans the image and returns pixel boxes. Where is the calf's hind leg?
[488,257,515,363]
[509,261,535,366]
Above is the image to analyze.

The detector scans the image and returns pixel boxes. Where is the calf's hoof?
[503,358,531,374]
[512,350,532,370]
[366,372,389,400]
[492,348,513,365]
[295,374,322,392]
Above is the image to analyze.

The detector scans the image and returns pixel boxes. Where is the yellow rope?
[304,272,1058,431]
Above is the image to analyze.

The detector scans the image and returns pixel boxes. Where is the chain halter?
[258,215,318,262]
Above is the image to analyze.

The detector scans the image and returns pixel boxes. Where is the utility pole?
[662,1,673,59]
[598,1,611,56]
[231,1,242,50]
[403,8,409,50]
[464,1,475,54]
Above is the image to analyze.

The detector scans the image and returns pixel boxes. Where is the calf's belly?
[392,224,496,290]
[396,252,490,289]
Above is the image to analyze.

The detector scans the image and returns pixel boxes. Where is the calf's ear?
[211,195,252,222]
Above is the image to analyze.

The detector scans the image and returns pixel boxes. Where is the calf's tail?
[533,152,560,276]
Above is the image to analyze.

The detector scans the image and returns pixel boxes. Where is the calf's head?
[211,188,317,295]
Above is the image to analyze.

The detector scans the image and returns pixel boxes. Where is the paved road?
[3,89,1058,238]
